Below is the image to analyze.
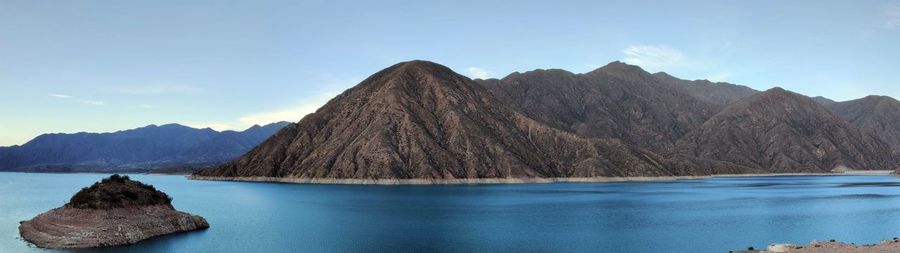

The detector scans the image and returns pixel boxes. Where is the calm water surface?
[3,173,900,253]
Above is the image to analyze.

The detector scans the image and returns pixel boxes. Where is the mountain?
[0,121,290,172]
[195,61,742,181]
[675,88,898,172]
[826,95,900,152]
[479,61,721,152]
[651,72,759,106]
[811,96,837,106]
[179,122,291,163]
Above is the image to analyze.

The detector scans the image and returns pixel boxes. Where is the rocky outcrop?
[19,174,208,249]
[194,60,736,181]
[676,88,898,172]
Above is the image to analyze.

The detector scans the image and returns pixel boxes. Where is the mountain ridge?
[196,60,749,180]
[0,121,290,172]
[195,60,900,182]
[676,87,898,172]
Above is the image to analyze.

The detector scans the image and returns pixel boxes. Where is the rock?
[194,60,708,181]
[826,95,900,153]
[480,61,723,152]
[767,243,801,252]
[676,88,898,172]
[651,71,760,106]
[193,60,900,181]
[745,238,900,252]
[18,174,208,249]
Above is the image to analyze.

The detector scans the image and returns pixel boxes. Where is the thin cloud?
[885,5,900,30]
[49,94,72,99]
[191,92,336,132]
[238,93,334,126]
[113,84,203,95]
[81,100,105,106]
[138,104,154,109]
[622,45,686,72]
[467,67,491,79]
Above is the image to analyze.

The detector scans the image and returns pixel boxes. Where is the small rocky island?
[18,174,209,249]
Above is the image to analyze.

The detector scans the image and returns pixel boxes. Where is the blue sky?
[1,0,899,146]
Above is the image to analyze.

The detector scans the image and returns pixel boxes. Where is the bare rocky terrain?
[826,95,900,153]
[194,60,900,182]
[195,61,758,180]
[480,61,722,152]
[18,175,208,249]
[677,87,898,172]
[651,71,759,106]
[733,239,900,253]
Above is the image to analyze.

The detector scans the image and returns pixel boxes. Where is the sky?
[1,0,899,146]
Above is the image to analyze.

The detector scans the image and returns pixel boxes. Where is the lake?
[3,173,900,252]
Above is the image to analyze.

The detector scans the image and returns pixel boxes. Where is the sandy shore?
[189,171,894,185]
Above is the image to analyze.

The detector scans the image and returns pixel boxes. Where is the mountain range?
[0,122,290,172]
[9,60,898,180]
[195,60,900,182]
[196,61,748,181]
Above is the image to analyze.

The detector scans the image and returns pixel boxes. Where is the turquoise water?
[4,173,900,252]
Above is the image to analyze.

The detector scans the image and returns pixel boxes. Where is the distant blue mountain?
[0,121,291,172]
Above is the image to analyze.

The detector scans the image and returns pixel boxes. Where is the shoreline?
[188,171,895,185]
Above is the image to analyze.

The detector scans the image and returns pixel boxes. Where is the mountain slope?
[827,95,900,152]
[195,61,734,181]
[812,96,837,106]
[676,88,897,172]
[180,122,291,163]
[480,61,721,152]
[651,72,759,106]
[0,122,289,172]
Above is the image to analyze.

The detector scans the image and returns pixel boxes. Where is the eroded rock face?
[18,175,208,249]
[193,60,899,181]
[827,95,900,153]
[195,60,720,180]
[676,88,898,172]
[481,61,722,152]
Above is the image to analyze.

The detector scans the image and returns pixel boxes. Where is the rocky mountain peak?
[717,87,823,117]
[379,60,460,82]
[589,61,649,77]
[195,60,690,180]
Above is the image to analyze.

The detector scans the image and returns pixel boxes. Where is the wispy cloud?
[622,45,687,72]
[113,84,203,95]
[189,92,336,131]
[81,100,105,106]
[884,5,900,30]
[238,93,335,126]
[49,93,104,106]
[138,104,153,109]
[467,67,491,79]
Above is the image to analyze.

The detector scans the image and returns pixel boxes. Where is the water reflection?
[3,174,900,253]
